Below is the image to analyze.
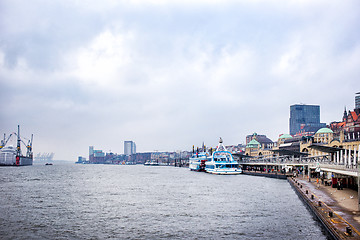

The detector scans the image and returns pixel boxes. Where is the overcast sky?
[1,0,359,160]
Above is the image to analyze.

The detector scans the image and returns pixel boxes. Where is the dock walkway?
[289,177,360,239]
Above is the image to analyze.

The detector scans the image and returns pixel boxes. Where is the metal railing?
[238,155,359,172]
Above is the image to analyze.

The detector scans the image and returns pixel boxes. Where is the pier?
[289,177,360,239]
[238,155,360,208]
[236,154,360,239]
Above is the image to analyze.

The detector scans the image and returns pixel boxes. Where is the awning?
[279,143,293,147]
[232,152,253,158]
[271,149,309,156]
[308,144,352,154]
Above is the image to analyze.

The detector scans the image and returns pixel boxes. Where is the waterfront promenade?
[290,176,360,239]
[241,168,360,239]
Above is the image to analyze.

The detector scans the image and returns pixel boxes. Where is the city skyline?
[1,0,359,160]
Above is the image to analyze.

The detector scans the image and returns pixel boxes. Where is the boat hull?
[206,169,242,175]
[0,156,33,166]
[189,162,202,171]
[144,161,159,166]
[189,155,208,172]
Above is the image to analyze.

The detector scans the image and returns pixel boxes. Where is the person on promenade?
[340,179,343,190]
[337,179,343,190]
[317,178,320,188]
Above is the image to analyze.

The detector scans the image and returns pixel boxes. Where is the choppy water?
[0,164,329,239]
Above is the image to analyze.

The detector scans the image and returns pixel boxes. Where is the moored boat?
[144,160,159,166]
[205,138,242,175]
[189,145,210,171]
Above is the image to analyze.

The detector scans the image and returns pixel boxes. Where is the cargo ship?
[0,125,33,166]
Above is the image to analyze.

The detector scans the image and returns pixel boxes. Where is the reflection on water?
[0,164,328,239]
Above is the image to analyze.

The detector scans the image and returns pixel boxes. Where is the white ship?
[189,144,210,171]
[0,125,33,166]
[205,138,242,175]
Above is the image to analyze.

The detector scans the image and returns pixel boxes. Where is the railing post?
[345,148,347,167]
[353,145,356,168]
[358,144,360,167]
[358,159,360,211]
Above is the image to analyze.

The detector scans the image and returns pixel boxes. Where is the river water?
[0,164,329,239]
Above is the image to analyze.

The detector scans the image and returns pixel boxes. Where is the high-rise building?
[289,104,326,135]
[89,146,94,156]
[355,92,360,111]
[124,141,136,156]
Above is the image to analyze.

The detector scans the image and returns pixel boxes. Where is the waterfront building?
[330,93,360,137]
[88,146,106,164]
[245,134,261,157]
[130,152,152,164]
[124,141,136,156]
[268,134,308,158]
[300,127,360,171]
[289,104,326,135]
[92,150,105,163]
[245,133,275,157]
[245,134,273,146]
[89,146,94,156]
[76,156,87,164]
[226,144,246,153]
[242,95,360,193]
[276,134,299,153]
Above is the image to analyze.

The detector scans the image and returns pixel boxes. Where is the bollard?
[318,201,322,207]
[329,211,333,217]
[311,195,314,200]
[300,185,302,188]
[346,226,352,236]
[306,190,308,194]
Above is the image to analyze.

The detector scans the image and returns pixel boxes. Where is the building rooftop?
[279,134,293,139]
[246,139,261,148]
[316,128,333,134]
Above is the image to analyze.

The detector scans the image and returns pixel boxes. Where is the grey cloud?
[1,0,359,160]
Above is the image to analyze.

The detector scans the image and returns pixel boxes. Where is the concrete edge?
[288,177,360,240]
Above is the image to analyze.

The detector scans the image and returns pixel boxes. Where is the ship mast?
[216,137,228,151]
[16,125,21,166]
[16,125,21,157]
[27,134,33,158]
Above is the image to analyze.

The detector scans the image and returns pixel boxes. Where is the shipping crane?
[0,133,15,149]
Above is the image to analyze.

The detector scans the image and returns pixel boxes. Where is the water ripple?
[0,164,329,239]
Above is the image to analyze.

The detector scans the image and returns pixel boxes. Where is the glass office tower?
[289,104,326,135]
[355,92,360,110]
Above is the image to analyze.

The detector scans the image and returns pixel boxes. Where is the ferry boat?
[189,145,210,171]
[0,125,33,166]
[205,138,242,175]
[144,160,159,166]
